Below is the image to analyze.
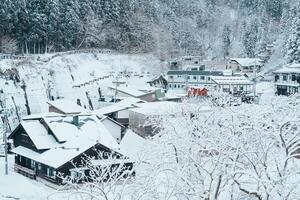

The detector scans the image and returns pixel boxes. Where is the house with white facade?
[167,70,223,90]
[273,63,300,96]
[211,76,253,95]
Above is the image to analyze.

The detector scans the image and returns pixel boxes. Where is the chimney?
[73,115,79,126]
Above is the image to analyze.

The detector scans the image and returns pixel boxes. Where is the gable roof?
[21,120,59,150]
[47,99,87,114]
[230,58,262,67]
[10,114,121,168]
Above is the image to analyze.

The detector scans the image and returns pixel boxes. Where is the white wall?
[102,118,122,143]
[117,109,130,119]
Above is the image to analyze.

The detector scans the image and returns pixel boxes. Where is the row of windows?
[275,74,300,82]
[169,75,211,81]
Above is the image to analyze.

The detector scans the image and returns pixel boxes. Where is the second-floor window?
[292,75,296,81]
[283,75,287,81]
[201,76,205,80]
[275,75,279,82]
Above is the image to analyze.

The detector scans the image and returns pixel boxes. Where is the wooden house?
[273,63,300,96]
[227,58,263,74]
[147,74,168,90]
[8,113,132,185]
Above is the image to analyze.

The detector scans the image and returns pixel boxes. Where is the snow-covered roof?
[109,86,146,97]
[273,63,300,73]
[147,73,167,83]
[11,114,121,168]
[129,101,180,115]
[21,120,59,150]
[230,58,262,67]
[47,99,87,114]
[211,76,253,85]
[22,112,65,120]
[93,97,145,116]
[119,130,146,160]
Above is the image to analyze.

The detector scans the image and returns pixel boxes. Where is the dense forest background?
[0,0,299,62]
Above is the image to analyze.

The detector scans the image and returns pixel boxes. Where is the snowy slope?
[0,52,160,133]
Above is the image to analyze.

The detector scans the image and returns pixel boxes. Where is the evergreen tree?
[287,5,300,63]
[222,25,231,60]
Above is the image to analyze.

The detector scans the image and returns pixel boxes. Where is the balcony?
[14,163,35,179]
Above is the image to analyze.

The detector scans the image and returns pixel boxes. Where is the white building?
[167,70,223,90]
[210,76,253,95]
[273,63,300,96]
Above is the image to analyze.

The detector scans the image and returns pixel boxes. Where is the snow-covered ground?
[0,53,161,132]
[0,155,57,200]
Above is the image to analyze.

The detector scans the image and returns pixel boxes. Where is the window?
[47,167,55,177]
[182,85,184,88]
[283,75,287,81]
[31,160,35,170]
[240,86,244,91]
[174,84,177,88]
[208,77,211,81]
[193,76,197,80]
[201,76,205,80]
[187,76,190,79]
[169,76,173,79]
[169,84,172,88]
[275,75,279,82]
[292,75,296,81]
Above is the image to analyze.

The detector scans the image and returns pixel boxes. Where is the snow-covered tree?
[287,4,300,63]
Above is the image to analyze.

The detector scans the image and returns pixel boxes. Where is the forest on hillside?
[0,0,299,63]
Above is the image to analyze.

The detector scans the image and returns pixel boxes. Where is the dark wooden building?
[9,113,132,185]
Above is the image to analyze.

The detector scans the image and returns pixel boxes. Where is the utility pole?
[114,74,119,103]
[3,115,8,175]
[253,60,257,104]
[0,89,8,175]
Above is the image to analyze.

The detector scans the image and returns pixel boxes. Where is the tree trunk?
[21,83,31,115]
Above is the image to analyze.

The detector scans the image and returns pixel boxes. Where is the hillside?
[1,1,300,64]
[0,52,160,132]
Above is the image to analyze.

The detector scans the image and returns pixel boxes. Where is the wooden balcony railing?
[14,163,35,179]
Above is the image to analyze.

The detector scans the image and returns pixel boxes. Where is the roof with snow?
[93,97,146,116]
[273,63,300,73]
[211,76,253,85]
[108,86,148,97]
[47,99,87,114]
[119,130,146,160]
[230,58,262,67]
[147,73,167,83]
[129,101,211,116]
[10,114,122,168]
[167,70,223,76]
